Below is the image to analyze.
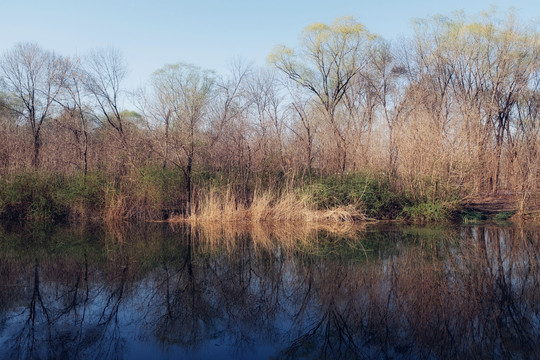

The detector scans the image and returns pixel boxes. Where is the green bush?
[305,172,406,219]
[493,211,514,222]
[56,172,108,210]
[401,201,453,223]
[0,172,69,221]
[0,168,189,222]
[130,166,185,213]
[460,210,487,224]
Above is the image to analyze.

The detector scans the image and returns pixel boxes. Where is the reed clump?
[176,185,369,224]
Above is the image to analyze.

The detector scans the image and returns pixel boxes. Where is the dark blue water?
[0,223,538,359]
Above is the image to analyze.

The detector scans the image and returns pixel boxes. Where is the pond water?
[0,222,537,359]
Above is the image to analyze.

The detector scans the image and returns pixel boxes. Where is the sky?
[1,0,539,95]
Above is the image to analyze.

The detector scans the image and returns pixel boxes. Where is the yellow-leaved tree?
[268,16,376,172]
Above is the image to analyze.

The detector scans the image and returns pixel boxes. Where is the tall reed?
[179,185,368,224]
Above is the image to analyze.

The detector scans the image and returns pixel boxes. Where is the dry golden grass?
[168,186,369,224]
[190,187,247,222]
[104,191,132,223]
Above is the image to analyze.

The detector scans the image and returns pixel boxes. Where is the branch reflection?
[0,222,537,359]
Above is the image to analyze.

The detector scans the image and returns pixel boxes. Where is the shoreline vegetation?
[0,169,534,226]
[1,9,539,226]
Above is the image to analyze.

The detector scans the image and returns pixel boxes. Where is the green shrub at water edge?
[129,166,185,214]
[460,209,487,224]
[0,169,188,222]
[401,201,458,223]
[55,172,109,210]
[0,172,116,221]
[0,173,69,221]
[493,211,514,222]
[305,172,405,219]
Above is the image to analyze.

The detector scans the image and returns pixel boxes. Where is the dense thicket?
[0,10,538,221]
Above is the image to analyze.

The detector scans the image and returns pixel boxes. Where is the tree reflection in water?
[0,223,537,359]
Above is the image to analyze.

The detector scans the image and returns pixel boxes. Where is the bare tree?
[56,56,92,175]
[143,63,215,215]
[286,81,319,173]
[246,69,288,173]
[210,59,252,147]
[370,40,408,175]
[206,60,254,197]
[0,43,68,168]
[83,48,130,163]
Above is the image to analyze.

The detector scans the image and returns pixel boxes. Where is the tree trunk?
[32,132,41,169]
[492,140,503,195]
[83,130,88,176]
[186,155,192,216]
[388,123,397,176]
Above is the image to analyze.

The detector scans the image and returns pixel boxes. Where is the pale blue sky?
[1,0,538,90]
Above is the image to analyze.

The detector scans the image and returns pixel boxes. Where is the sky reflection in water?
[0,223,538,359]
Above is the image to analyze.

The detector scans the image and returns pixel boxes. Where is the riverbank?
[0,170,535,225]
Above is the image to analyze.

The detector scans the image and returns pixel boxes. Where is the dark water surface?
[0,222,538,359]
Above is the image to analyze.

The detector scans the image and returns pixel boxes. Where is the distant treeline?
[0,9,538,221]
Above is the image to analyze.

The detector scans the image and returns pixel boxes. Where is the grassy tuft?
[493,211,515,222]
[401,201,459,223]
[460,209,487,224]
[179,185,367,224]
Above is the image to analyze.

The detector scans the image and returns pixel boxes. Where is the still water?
[0,222,537,359]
